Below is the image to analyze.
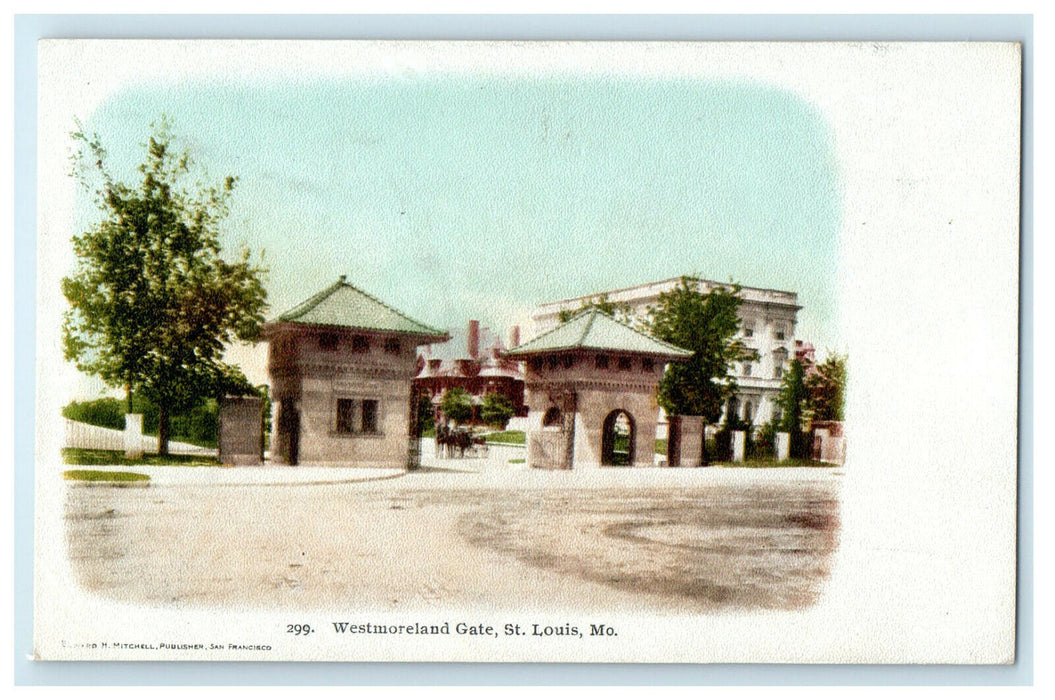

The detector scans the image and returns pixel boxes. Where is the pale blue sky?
[80,73,840,350]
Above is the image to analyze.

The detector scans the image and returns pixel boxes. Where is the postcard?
[32,40,1021,663]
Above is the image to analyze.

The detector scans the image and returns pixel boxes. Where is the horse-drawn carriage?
[435,425,489,459]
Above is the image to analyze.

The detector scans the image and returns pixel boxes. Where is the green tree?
[807,353,847,422]
[62,119,268,455]
[557,294,637,325]
[439,387,474,425]
[777,358,810,459]
[648,277,757,464]
[479,393,515,429]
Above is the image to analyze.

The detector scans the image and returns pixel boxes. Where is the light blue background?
[14,13,1033,686]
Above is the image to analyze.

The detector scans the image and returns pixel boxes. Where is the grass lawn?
[62,448,220,467]
[485,430,525,445]
[654,439,667,456]
[712,458,835,468]
[63,469,150,482]
[508,458,526,464]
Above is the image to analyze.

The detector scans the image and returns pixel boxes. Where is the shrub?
[748,421,778,460]
[62,398,126,430]
[62,396,219,448]
[480,393,515,429]
[440,387,474,425]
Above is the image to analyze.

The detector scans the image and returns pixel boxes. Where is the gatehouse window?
[547,356,560,370]
[384,338,401,355]
[335,398,382,435]
[360,399,379,433]
[529,358,543,371]
[336,398,356,434]
[352,335,370,353]
[562,355,575,369]
[618,356,633,371]
[641,358,654,372]
[319,333,339,351]
[595,354,609,369]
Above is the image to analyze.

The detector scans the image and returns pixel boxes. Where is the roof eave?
[263,321,448,345]
[502,346,692,362]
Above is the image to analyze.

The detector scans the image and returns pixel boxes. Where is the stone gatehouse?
[504,309,691,469]
[264,276,448,467]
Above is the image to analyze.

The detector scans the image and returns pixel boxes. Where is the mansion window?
[542,407,562,428]
[641,358,654,372]
[319,333,339,351]
[384,338,401,355]
[352,335,370,353]
[336,398,381,434]
[595,354,609,369]
[775,326,786,340]
[742,362,752,377]
[618,357,633,371]
[773,350,788,379]
[743,324,755,338]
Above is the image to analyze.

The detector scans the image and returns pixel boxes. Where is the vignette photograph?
[30,37,1022,667]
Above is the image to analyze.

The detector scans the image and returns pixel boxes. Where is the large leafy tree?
[648,277,757,462]
[62,120,268,455]
[777,358,810,459]
[806,353,847,422]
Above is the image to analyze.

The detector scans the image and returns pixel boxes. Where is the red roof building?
[414,320,526,420]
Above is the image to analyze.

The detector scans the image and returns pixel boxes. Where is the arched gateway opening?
[601,410,635,466]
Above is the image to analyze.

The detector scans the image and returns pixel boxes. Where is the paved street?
[63,463,841,613]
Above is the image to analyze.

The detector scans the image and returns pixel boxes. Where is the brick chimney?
[467,320,480,360]
[508,325,521,349]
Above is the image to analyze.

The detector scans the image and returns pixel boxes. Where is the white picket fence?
[62,419,217,456]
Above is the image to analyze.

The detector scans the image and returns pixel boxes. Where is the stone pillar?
[124,413,143,459]
[667,415,681,467]
[776,432,790,461]
[731,430,746,462]
[218,396,265,466]
[667,415,703,467]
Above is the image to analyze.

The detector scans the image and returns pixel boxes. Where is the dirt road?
[64,469,840,614]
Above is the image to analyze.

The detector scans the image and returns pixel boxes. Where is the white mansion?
[531,276,802,429]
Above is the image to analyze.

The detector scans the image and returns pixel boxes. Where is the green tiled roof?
[268,276,447,339]
[505,308,692,360]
